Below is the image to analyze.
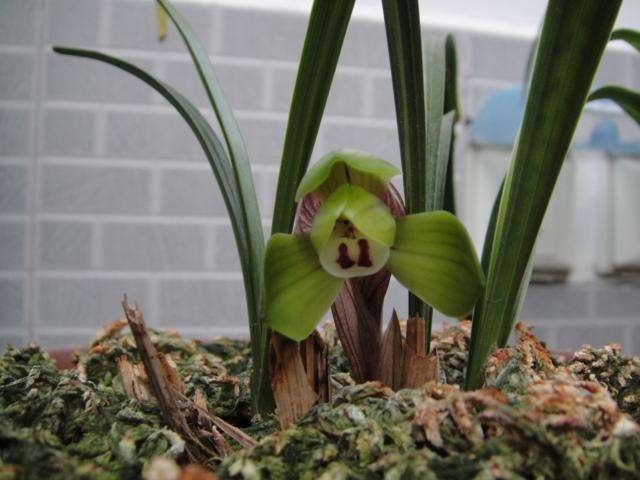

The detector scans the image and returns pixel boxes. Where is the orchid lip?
[317,219,390,279]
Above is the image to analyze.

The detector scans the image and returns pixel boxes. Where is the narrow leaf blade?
[611,28,640,53]
[424,35,447,212]
[443,34,460,215]
[156,0,269,411]
[480,179,504,275]
[466,0,623,390]
[271,1,355,235]
[589,85,640,125]
[382,0,431,330]
[382,0,426,215]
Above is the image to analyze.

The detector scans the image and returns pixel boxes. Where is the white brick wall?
[1,0,640,353]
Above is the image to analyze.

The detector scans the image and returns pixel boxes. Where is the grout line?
[0,46,37,54]
[32,271,244,280]
[36,100,398,127]
[34,213,233,225]
[23,0,48,343]
[26,325,250,337]
[0,328,30,336]
[0,157,32,166]
[0,101,33,110]
[0,272,27,280]
[35,155,282,172]
[0,215,29,223]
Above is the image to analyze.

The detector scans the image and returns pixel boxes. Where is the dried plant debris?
[3,320,640,479]
[219,324,640,479]
[0,322,269,479]
[220,378,640,479]
[78,318,254,424]
[569,343,640,422]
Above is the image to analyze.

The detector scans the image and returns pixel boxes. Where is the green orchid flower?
[265,150,484,341]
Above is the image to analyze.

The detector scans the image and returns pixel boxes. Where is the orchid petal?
[310,185,396,253]
[265,233,344,341]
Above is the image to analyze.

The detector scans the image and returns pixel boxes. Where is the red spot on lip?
[357,239,373,267]
[336,243,355,269]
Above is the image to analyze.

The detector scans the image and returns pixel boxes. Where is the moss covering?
[2,321,640,479]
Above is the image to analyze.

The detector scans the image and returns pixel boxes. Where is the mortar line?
[23,0,48,342]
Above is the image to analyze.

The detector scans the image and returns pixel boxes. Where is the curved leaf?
[156,0,270,411]
[52,48,244,248]
[443,34,460,216]
[265,234,344,341]
[466,0,622,390]
[589,85,640,125]
[51,45,272,408]
[388,211,483,318]
[611,28,640,53]
[271,1,355,235]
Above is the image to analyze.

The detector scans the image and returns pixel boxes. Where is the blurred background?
[1,0,639,352]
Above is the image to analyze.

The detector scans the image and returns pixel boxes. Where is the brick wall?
[1,0,639,353]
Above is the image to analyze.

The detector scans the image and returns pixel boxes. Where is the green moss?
[2,323,640,479]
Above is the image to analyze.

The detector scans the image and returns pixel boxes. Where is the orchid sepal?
[295,149,400,201]
[387,211,484,318]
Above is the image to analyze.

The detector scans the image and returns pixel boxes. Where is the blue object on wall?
[579,119,640,157]
[471,85,640,158]
[470,85,525,147]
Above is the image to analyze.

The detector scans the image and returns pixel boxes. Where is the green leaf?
[434,111,455,210]
[271,1,355,235]
[388,211,483,318]
[443,35,460,121]
[443,34,460,215]
[466,0,623,390]
[424,35,447,213]
[265,234,344,341]
[589,85,640,125]
[480,179,504,275]
[156,0,270,412]
[310,185,396,252]
[611,28,640,53]
[295,150,399,201]
[382,0,432,331]
[414,35,448,334]
[480,177,534,347]
[51,48,245,252]
[382,0,426,216]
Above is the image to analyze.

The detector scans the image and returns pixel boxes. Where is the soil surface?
[2,321,640,479]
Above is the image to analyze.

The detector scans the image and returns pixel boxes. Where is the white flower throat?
[318,218,389,279]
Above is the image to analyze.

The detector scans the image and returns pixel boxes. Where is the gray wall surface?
[1,0,640,353]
